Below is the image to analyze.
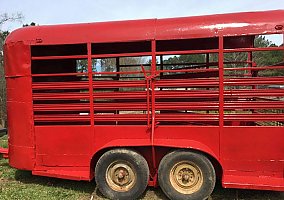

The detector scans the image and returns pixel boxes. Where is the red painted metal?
[150,40,157,179]
[88,43,95,127]
[6,10,284,45]
[3,10,284,193]
[0,147,8,158]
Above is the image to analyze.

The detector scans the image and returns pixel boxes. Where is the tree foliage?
[76,57,144,74]
[163,36,283,76]
[0,31,7,127]
[0,13,23,27]
[164,54,205,66]
[254,37,283,76]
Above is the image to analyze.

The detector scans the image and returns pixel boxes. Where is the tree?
[23,22,36,27]
[163,54,206,69]
[76,59,98,73]
[0,31,7,127]
[0,13,23,26]
[163,36,283,76]
[253,36,283,76]
[98,57,145,74]
[0,13,23,127]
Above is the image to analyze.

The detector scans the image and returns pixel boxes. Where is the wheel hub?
[106,161,136,192]
[170,161,203,194]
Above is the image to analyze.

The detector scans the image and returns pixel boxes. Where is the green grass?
[0,157,99,200]
[0,134,8,148]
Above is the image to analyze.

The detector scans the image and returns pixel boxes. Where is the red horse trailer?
[2,10,284,200]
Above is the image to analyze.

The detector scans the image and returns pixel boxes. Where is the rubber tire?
[95,149,149,200]
[158,150,216,200]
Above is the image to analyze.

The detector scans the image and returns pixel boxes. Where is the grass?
[0,159,96,200]
[0,135,283,200]
[0,134,7,148]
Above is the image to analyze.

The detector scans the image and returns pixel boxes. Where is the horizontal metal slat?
[94,91,147,99]
[33,92,90,100]
[33,81,89,90]
[93,80,146,88]
[224,77,284,85]
[224,101,284,109]
[156,114,219,121]
[32,55,88,60]
[34,114,90,122]
[94,114,147,121]
[224,114,284,121]
[33,103,90,111]
[224,89,284,97]
[156,79,219,87]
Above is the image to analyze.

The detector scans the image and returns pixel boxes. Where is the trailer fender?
[96,138,219,163]
[154,139,219,162]
[99,139,151,150]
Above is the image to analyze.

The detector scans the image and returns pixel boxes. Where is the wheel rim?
[106,161,137,192]
[169,161,203,194]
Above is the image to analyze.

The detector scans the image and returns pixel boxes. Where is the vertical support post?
[116,57,120,80]
[115,58,120,122]
[151,40,156,130]
[151,41,156,76]
[159,55,163,93]
[151,40,157,177]
[218,36,224,159]
[146,77,150,128]
[218,37,224,130]
[248,36,254,79]
[160,55,163,79]
[87,43,94,126]
[248,51,253,77]
[206,53,210,114]
[206,53,210,68]
[249,37,256,115]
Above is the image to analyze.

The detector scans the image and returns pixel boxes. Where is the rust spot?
[275,25,283,30]
[36,38,43,43]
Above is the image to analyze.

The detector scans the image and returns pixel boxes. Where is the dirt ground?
[91,183,284,200]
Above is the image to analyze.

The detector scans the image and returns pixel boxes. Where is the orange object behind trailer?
[3,10,284,200]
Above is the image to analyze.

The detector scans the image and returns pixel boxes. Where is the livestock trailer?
[1,10,284,200]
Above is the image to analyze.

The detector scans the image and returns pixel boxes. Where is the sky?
[1,0,284,44]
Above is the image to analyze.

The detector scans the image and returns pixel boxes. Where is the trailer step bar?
[0,128,8,158]
[0,147,8,158]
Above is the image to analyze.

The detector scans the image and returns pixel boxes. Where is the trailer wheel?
[95,149,149,200]
[158,150,215,200]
